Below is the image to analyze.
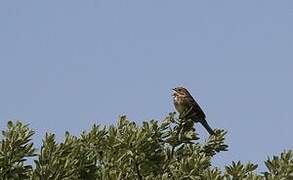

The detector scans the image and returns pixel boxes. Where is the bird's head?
[172,87,191,97]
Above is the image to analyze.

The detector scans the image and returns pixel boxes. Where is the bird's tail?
[200,119,215,136]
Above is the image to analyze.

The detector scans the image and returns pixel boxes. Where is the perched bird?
[172,87,215,135]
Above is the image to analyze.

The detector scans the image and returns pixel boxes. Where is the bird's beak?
[172,88,176,92]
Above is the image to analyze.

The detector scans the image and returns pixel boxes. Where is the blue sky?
[0,1,292,171]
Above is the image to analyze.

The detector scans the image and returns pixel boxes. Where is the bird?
[172,87,215,135]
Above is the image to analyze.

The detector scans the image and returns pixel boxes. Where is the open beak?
[172,88,177,97]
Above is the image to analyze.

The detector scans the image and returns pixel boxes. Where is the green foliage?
[0,121,35,179]
[33,133,78,179]
[0,114,292,179]
[263,150,293,180]
[224,161,260,180]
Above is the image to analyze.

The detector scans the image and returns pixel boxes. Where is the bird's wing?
[188,97,206,119]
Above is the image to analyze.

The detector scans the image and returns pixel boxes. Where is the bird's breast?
[173,96,185,114]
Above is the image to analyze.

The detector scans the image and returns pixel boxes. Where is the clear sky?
[0,1,292,171]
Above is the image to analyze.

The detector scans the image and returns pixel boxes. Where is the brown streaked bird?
[172,87,215,135]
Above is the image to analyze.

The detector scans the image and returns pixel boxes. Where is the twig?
[134,160,143,180]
